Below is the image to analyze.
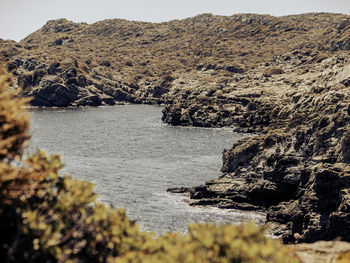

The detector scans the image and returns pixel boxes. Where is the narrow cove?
[28,104,264,234]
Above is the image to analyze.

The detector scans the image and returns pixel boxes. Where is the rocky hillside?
[1,12,350,244]
[170,55,350,243]
[0,13,349,106]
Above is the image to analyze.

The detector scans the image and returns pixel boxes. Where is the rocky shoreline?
[168,53,350,243]
[1,13,350,245]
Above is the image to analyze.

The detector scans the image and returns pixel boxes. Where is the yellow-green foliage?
[0,76,30,161]
[0,76,300,262]
[1,150,150,262]
[118,223,300,263]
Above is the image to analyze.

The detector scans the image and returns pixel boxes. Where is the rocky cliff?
[1,12,350,243]
[176,55,350,243]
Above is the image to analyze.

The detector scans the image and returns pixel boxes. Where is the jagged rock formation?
[161,50,348,131]
[169,54,350,243]
[1,12,350,243]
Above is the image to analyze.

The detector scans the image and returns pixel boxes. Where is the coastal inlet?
[28,105,264,233]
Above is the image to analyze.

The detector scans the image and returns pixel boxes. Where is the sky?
[1,0,350,42]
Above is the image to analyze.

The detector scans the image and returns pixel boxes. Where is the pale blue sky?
[1,0,350,41]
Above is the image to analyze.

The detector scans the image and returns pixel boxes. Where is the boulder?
[30,81,79,107]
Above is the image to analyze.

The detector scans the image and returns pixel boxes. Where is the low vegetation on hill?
[0,13,350,106]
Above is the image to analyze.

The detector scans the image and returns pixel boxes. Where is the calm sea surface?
[29,105,264,234]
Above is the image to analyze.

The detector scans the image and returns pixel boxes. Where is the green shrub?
[0,76,30,161]
[0,150,150,262]
[118,223,300,263]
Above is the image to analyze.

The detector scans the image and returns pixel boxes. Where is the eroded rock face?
[171,54,350,243]
[7,57,172,106]
[30,82,79,107]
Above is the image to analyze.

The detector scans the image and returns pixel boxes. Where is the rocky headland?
[1,12,350,246]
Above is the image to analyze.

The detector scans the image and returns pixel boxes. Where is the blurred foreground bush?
[0,75,300,262]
